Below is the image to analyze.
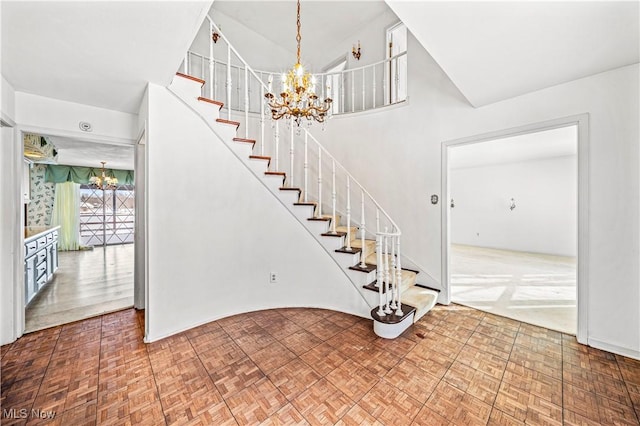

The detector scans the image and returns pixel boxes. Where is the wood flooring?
[2,305,639,425]
[25,244,134,333]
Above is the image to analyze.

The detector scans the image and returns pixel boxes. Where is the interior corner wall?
[314,31,639,357]
[144,83,370,342]
[451,155,577,257]
[0,76,19,346]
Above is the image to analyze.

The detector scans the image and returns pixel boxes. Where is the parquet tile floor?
[2,305,639,425]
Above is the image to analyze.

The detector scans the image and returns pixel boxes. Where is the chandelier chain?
[296,0,301,64]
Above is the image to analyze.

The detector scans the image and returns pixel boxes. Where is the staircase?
[169,17,440,339]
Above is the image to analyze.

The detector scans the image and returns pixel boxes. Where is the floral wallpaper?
[26,164,55,227]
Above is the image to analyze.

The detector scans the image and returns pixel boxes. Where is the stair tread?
[370,303,416,324]
[265,171,286,176]
[362,270,416,294]
[308,217,331,221]
[335,246,361,254]
[280,187,302,192]
[218,118,241,128]
[197,96,224,108]
[294,202,316,206]
[321,231,347,237]
[349,263,376,273]
[401,286,439,311]
[233,137,255,143]
[175,72,205,85]
[249,155,270,161]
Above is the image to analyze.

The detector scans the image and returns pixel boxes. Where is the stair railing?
[182,16,405,317]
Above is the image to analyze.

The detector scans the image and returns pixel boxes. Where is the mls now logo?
[3,408,56,419]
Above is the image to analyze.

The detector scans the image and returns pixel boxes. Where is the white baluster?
[201,59,205,88]
[372,66,376,109]
[376,209,380,234]
[289,119,294,187]
[209,23,214,99]
[346,177,352,251]
[331,160,336,233]
[226,45,232,120]
[317,149,322,218]
[244,67,249,138]
[362,68,365,111]
[213,60,217,100]
[395,234,403,316]
[390,233,397,310]
[260,84,265,156]
[351,70,355,113]
[341,74,345,114]
[384,228,392,314]
[304,132,308,202]
[184,53,188,75]
[359,190,366,268]
[376,234,385,317]
[394,57,399,103]
[274,121,279,171]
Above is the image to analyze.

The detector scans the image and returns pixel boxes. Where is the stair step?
[265,171,286,176]
[217,118,241,129]
[249,155,270,164]
[371,303,416,325]
[335,246,361,254]
[349,263,376,273]
[294,202,316,206]
[280,187,301,192]
[362,269,416,294]
[307,217,330,221]
[233,137,255,144]
[402,286,439,323]
[336,226,358,240]
[321,231,347,238]
[197,97,223,108]
[175,72,205,86]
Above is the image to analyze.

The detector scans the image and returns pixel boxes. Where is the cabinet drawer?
[52,230,59,241]
[36,261,47,278]
[46,233,54,243]
[36,249,47,265]
[37,236,48,250]
[25,241,38,257]
[36,273,48,291]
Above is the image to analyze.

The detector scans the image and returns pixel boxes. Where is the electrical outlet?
[270,272,277,283]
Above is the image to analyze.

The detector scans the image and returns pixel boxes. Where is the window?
[79,184,135,246]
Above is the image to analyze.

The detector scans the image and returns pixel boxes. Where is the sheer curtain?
[51,182,81,251]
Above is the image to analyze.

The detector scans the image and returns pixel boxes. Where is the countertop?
[24,225,61,243]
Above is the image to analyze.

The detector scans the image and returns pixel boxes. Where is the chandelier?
[264,0,332,126]
[89,161,118,190]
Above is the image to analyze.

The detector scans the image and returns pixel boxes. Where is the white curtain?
[51,182,81,251]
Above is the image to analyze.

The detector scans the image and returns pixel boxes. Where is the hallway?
[25,244,134,333]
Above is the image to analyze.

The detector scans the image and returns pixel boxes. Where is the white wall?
[314,31,639,357]
[15,92,137,145]
[144,83,370,342]
[0,76,20,346]
[451,155,577,256]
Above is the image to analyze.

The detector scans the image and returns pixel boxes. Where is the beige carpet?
[450,244,576,334]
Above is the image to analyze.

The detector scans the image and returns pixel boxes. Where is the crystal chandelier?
[265,0,332,126]
[89,161,118,190]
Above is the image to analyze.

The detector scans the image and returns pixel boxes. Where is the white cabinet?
[24,226,60,305]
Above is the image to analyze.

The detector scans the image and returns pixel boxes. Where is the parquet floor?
[2,304,639,425]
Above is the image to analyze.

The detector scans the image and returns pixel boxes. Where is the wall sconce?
[212,26,221,44]
[450,199,455,208]
[352,41,361,60]
[510,198,516,211]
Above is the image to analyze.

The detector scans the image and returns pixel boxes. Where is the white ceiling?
[1,1,211,114]
[450,126,577,170]
[386,1,640,107]
[212,1,390,69]
[48,136,134,171]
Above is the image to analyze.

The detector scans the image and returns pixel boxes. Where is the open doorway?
[442,115,589,341]
[22,133,136,332]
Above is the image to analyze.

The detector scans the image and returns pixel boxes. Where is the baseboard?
[588,337,640,360]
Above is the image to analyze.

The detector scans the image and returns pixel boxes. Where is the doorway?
[385,22,407,104]
[442,115,589,342]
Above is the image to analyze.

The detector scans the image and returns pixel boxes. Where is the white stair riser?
[231,142,254,159]
[291,205,316,223]
[346,269,376,287]
[194,102,221,121]
[373,312,415,339]
[318,236,345,252]
[278,191,301,205]
[263,175,286,192]
[247,159,270,176]
[333,250,360,266]
[170,76,202,100]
